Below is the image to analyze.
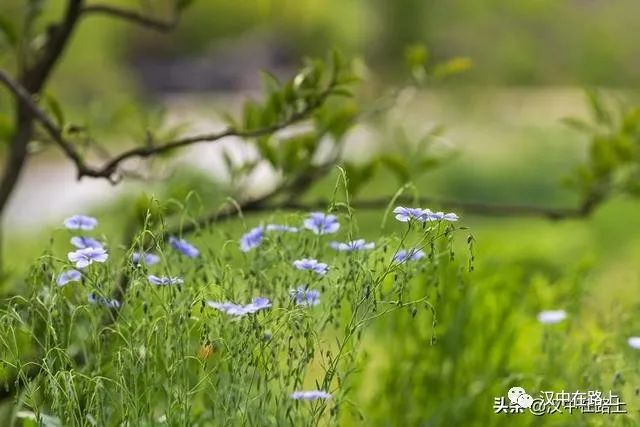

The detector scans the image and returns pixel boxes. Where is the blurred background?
[2,0,640,231]
[1,0,640,231]
[2,1,640,425]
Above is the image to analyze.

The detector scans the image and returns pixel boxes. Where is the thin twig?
[82,4,179,31]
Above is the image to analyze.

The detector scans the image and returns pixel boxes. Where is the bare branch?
[82,4,179,32]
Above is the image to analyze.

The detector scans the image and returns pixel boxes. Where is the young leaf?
[432,57,473,80]
[43,93,65,127]
[561,117,593,133]
[404,44,429,69]
[585,89,612,127]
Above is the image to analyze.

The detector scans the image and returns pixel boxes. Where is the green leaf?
[329,49,345,76]
[336,71,361,86]
[315,103,358,139]
[432,57,473,80]
[590,136,618,177]
[585,89,612,126]
[222,149,234,174]
[43,93,65,127]
[260,71,280,94]
[0,15,17,47]
[282,82,296,104]
[330,88,354,98]
[418,156,444,171]
[404,44,429,69]
[266,91,284,120]
[176,0,196,11]
[256,137,278,167]
[219,111,238,129]
[242,100,261,131]
[561,117,593,133]
[0,114,13,142]
[621,107,640,134]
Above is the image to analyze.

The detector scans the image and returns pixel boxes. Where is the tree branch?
[0,68,338,181]
[0,70,90,174]
[82,4,179,32]
[0,62,604,226]
[94,95,332,177]
[169,194,600,237]
[0,0,85,217]
[23,0,85,93]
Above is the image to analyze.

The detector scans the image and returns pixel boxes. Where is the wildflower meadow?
[2,1,640,426]
[1,205,468,425]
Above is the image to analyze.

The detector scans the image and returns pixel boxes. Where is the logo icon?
[508,386,534,409]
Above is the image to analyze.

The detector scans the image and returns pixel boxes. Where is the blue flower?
[393,248,425,264]
[290,390,332,400]
[290,286,320,306]
[330,239,375,252]
[56,269,81,287]
[628,337,640,350]
[243,297,272,314]
[206,301,247,316]
[169,236,199,258]
[423,210,459,222]
[393,207,460,223]
[68,247,108,268]
[132,252,161,265]
[537,310,567,324]
[64,215,98,230]
[393,207,428,222]
[443,213,459,221]
[303,212,340,235]
[266,224,299,233]
[88,293,120,309]
[423,210,442,221]
[207,297,272,317]
[148,275,183,286]
[240,226,264,252]
[70,236,103,250]
[293,258,329,275]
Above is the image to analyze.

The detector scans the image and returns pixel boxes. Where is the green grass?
[0,206,468,426]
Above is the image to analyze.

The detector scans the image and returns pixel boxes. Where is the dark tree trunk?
[0,0,84,274]
[0,103,33,217]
